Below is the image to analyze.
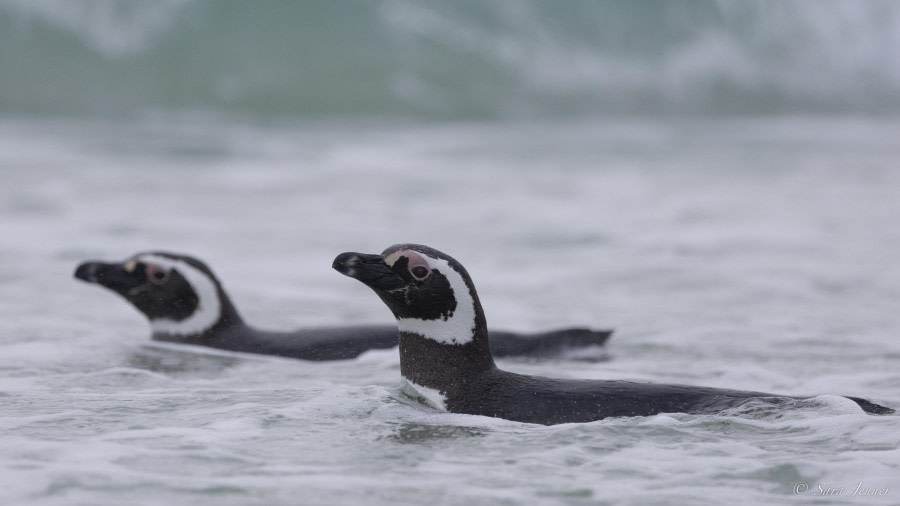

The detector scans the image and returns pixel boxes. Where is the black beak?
[74,261,145,294]
[74,261,103,283]
[333,252,406,291]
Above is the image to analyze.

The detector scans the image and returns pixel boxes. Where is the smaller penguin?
[333,244,893,424]
[74,251,612,361]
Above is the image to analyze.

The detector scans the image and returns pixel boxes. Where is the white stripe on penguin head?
[387,251,477,346]
[137,254,222,337]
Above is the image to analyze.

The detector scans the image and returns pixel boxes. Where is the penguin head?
[74,252,236,337]
[333,244,483,345]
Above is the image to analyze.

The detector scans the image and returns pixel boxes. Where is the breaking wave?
[2,0,899,119]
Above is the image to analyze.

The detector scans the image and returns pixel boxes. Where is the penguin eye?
[410,265,431,280]
[145,264,170,285]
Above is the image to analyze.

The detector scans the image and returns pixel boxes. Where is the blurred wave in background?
[2,0,899,120]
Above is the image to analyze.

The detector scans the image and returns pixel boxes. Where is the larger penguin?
[74,251,612,361]
[333,244,893,424]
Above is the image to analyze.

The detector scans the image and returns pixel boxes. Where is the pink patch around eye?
[145,263,170,285]
[401,250,430,271]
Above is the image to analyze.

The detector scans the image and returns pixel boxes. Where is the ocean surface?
[1,116,899,505]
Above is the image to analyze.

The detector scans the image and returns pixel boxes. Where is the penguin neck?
[150,287,247,344]
[397,303,496,394]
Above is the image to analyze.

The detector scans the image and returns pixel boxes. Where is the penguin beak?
[74,261,145,294]
[333,252,406,291]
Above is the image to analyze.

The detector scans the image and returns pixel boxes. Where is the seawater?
[1,117,899,505]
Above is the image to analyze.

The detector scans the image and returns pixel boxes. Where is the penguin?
[332,244,893,424]
[74,251,612,361]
